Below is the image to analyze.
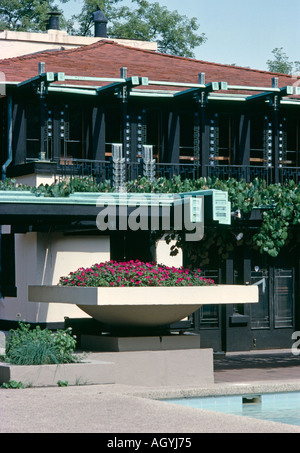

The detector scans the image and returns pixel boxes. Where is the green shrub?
[5,322,77,365]
[57,380,69,387]
[1,380,25,389]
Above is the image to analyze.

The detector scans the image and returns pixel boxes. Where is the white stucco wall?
[0,232,110,323]
[0,29,157,60]
[156,237,183,268]
[14,174,56,187]
[0,230,182,325]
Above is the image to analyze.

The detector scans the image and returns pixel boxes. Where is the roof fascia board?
[17,72,57,89]
[246,86,294,103]
[173,82,220,99]
[281,99,300,106]
[96,76,142,96]
[228,85,281,92]
[48,86,97,95]
[65,75,126,83]
[130,90,175,98]
[148,80,206,89]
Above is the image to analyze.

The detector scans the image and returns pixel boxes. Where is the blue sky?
[62,0,299,71]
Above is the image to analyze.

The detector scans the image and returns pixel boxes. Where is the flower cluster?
[59,260,215,288]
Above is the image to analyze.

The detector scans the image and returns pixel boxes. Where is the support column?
[198,74,209,178]
[200,105,209,177]
[92,105,106,161]
[12,98,26,166]
[38,62,46,160]
[272,97,280,184]
[271,77,279,183]
[239,112,251,181]
[52,105,61,160]
[167,111,180,166]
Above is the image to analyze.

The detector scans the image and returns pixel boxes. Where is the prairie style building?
[0,14,299,351]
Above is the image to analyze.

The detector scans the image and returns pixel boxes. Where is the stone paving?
[1,349,300,433]
[214,350,300,383]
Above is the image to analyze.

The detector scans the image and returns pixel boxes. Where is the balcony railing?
[279,166,300,184]
[53,158,300,185]
[206,164,273,184]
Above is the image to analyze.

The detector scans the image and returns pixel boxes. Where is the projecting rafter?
[5,67,298,106]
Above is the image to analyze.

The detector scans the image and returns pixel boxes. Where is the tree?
[0,0,72,32]
[71,0,207,58]
[267,47,300,75]
[0,0,207,59]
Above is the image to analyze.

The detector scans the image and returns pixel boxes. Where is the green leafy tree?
[267,47,300,74]
[0,0,72,32]
[71,0,206,58]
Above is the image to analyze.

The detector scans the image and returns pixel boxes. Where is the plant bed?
[29,260,258,328]
[28,284,258,328]
[0,359,115,387]
[0,323,115,387]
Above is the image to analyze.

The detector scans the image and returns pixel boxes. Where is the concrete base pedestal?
[91,348,214,386]
[80,335,213,386]
[81,333,201,352]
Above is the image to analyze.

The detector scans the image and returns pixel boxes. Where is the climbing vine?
[1,175,300,260]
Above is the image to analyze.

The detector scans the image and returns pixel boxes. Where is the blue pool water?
[164,392,300,426]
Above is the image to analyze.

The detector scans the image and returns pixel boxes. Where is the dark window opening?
[1,233,16,298]
[274,269,294,328]
[60,105,86,159]
[145,109,161,162]
[179,112,195,163]
[105,108,122,159]
[25,103,40,160]
[250,268,270,329]
[0,98,6,169]
[198,270,220,328]
[285,116,299,167]
[217,113,233,165]
[250,114,267,166]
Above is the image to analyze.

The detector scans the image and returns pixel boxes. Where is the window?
[250,268,270,329]
[60,106,86,159]
[285,116,299,167]
[199,270,220,328]
[145,109,161,161]
[179,112,196,163]
[105,108,122,159]
[25,103,39,160]
[250,267,294,330]
[250,115,268,166]
[217,113,233,164]
[274,269,294,328]
[0,233,16,298]
[0,99,6,168]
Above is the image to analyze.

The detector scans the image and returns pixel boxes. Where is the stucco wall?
[0,232,110,323]
[0,29,157,60]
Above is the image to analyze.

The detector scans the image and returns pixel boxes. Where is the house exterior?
[0,18,299,352]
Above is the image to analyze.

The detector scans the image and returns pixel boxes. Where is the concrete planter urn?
[28,285,258,328]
